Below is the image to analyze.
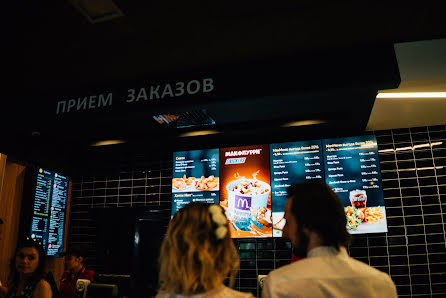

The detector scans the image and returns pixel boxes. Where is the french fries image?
[360,207,384,224]
[345,205,385,230]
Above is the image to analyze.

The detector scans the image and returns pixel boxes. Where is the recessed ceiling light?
[281,120,327,127]
[178,130,220,137]
[376,92,446,98]
[71,0,124,24]
[91,140,125,147]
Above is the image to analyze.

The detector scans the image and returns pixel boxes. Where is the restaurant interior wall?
[69,124,446,297]
[0,158,72,287]
[0,160,26,283]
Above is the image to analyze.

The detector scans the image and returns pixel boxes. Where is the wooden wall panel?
[0,161,72,290]
[0,154,6,203]
[0,161,26,284]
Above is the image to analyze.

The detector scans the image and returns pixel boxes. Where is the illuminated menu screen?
[30,168,69,257]
[269,140,324,237]
[172,149,220,215]
[323,136,387,234]
[172,135,387,238]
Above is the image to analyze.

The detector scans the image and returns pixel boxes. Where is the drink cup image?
[349,189,367,208]
[226,179,270,231]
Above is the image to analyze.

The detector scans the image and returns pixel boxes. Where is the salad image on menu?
[323,135,387,234]
[171,149,219,215]
[219,145,272,238]
[269,140,324,237]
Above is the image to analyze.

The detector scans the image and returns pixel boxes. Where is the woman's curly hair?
[158,202,239,295]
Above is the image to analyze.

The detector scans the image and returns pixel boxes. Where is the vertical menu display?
[30,168,69,256]
[323,135,387,234]
[219,145,272,238]
[171,149,220,215]
[269,140,324,237]
[47,173,69,255]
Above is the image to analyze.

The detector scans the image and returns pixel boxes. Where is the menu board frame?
[171,134,388,238]
[28,167,70,257]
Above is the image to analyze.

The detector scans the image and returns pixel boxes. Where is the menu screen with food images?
[30,168,69,256]
[323,135,387,234]
[171,135,387,238]
[269,140,324,237]
[219,145,272,238]
[172,149,220,215]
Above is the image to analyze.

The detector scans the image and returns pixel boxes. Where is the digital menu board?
[269,140,324,237]
[323,136,387,234]
[220,145,272,238]
[30,168,69,257]
[172,149,220,215]
[172,135,387,238]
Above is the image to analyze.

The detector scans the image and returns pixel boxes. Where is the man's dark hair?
[287,181,351,250]
[64,245,88,263]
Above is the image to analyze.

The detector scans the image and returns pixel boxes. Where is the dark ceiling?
[2,2,446,175]
[4,2,446,92]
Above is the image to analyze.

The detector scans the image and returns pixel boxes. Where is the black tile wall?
[69,125,446,297]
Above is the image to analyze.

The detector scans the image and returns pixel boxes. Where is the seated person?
[5,238,52,298]
[156,202,253,297]
[59,246,94,298]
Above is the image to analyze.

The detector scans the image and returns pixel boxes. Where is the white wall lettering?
[150,85,160,100]
[203,78,214,92]
[161,84,174,98]
[175,82,185,96]
[98,93,112,107]
[127,89,136,102]
[88,96,97,109]
[186,80,200,95]
[56,101,66,114]
[136,88,148,101]
[67,99,76,112]
[77,97,87,110]
[55,77,214,114]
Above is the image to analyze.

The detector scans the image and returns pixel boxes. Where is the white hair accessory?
[208,204,228,239]
[209,204,221,215]
[215,226,227,240]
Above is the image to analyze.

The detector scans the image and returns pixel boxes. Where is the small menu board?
[171,149,220,215]
[30,168,69,256]
[269,140,324,236]
[323,136,387,234]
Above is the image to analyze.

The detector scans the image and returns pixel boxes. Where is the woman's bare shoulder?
[33,280,52,298]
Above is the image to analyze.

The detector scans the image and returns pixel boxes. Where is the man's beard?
[292,224,309,258]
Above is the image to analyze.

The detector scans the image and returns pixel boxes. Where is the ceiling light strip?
[378,142,443,153]
[376,92,446,98]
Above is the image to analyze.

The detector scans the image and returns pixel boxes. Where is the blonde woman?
[156,202,253,298]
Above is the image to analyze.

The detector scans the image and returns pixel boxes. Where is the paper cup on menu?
[349,189,367,208]
[226,179,270,231]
